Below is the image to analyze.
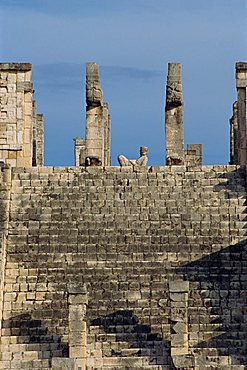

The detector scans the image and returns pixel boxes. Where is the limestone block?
[171,333,188,346]
[16,72,25,83]
[16,107,23,119]
[23,129,31,144]
[17,81,33,93]
[17,130,23,145]
[86,63,103,107]
[24,115,32,128]
[16,91,23,105]
[7,84,16,93]
[52,358,78,370]
[172,354,195,368]
[67,283,87,295]
[24,70,32,82]
[7,73,16,83]
[169,280,189,292]
[24,101,33,115]
[69,309,86,332]
[8,151,17,160]
[24,91,32,103]
[23,142,32,158]
[0,87,7,95]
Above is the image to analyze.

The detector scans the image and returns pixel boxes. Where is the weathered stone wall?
[0,165,246,369]
[0,64,44,167]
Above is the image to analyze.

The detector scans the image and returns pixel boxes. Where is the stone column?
[229,101,238,164]
[36,114,44,166]
[165,63,184,165]
[86,63,104,162]
[103,103,110,166]
[85,63,110,166]
[68,283,88,370]
[236,62,247,165]
[74,137,86,166]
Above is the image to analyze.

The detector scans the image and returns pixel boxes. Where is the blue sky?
[1,0,247,165]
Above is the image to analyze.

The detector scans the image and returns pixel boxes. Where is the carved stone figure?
[85,156,102,167]
[118,146,148,167]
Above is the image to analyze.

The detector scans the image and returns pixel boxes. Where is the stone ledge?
[236,62,247,70]
[0,63,32,71]
[10,164,245,175]
[16,81,33,92]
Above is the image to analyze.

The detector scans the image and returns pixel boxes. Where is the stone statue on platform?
[118,146,148,167]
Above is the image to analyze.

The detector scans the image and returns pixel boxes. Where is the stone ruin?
[0,61,246,370]
[0,63,44,167]
[74,63,110,167]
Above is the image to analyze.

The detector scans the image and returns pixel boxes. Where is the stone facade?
[0,64,44,167]
[0,61,246,370]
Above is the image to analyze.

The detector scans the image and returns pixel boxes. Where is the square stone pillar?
[236,62,247,165]
[169,280,194,368]
[165,63,185,165]
[85,63,111,166]
[68,283,88,370]
[229,101,238,164]
[74,137,86,166]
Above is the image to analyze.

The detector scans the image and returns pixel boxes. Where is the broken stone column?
[85,63,110,166]
[32,102,44,166]
[68,283,88,370]
[35,113,44,166]
[74,137,86,166]
[235,62,247,165]
[103,103,111,166]
[229,101,238,164]
[184,144,202,167]
[165,63,184,165]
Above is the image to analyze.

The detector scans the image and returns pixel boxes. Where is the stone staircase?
[0,165,246,369]
[0,313,67,369]
[86,310,172,369]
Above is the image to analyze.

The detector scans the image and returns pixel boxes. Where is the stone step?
[86,366,165,370]
[0,335,63,344]
[88,347,167,357]
[87,356,166,367]
[0,359,50,369]
[91,333,163,343]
